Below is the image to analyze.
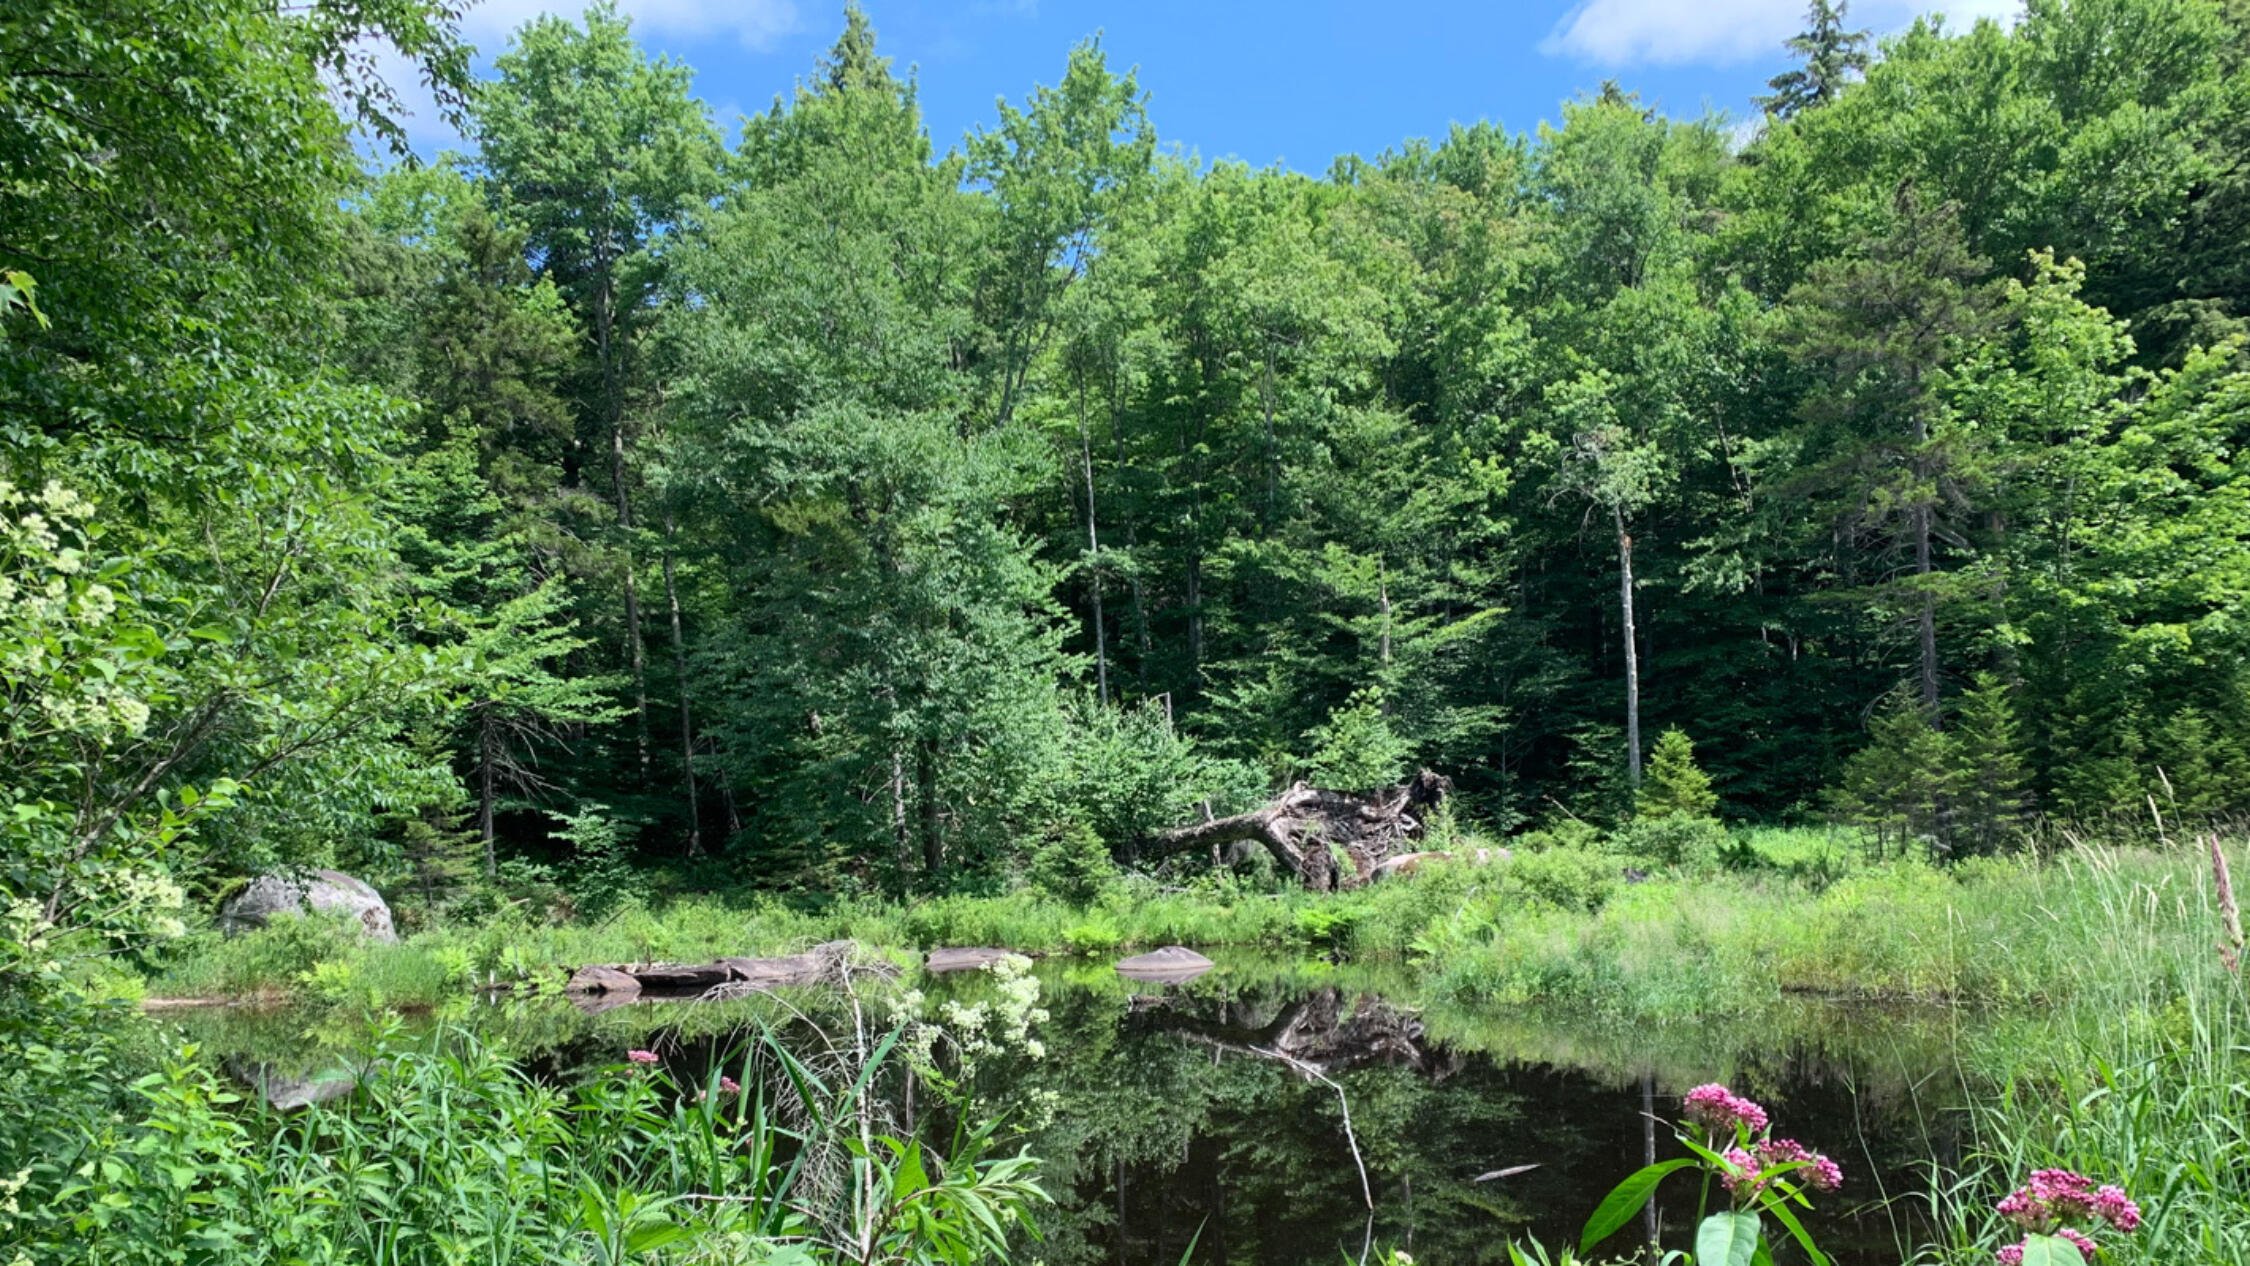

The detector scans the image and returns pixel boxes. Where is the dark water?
[169,955,1973,1266]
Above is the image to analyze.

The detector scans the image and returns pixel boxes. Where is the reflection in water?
[168,955,1969,1266]
[938,961,1966,1266]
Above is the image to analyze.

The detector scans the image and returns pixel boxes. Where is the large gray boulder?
[220,869,396,943]
[1115,945,1215,983]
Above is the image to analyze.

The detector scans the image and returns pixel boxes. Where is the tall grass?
[9,1014,1047,1265]
[1918,844,2250,1266]
[150,832,2239,1032]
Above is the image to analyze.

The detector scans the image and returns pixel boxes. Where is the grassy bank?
[110,830,2250,1264]
[147,830,2238,1026]
[1914,844,2250,1266]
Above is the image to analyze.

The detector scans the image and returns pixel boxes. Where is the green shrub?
[1061,918,1123,952]
[1638,727,1719,820]
[1302,686,1412,791]
[1609,815,1727,870]
[1291,903,1365,950]
[1026,821,1118,906]
[1513,818,1604,853]
[1501,849,1617,913]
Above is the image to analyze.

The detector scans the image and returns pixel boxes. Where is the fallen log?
[1142,768,1452,890]
[563,941,894,1004]
[924,947,1027,974]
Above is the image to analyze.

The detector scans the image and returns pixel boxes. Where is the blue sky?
[402,0,2020,168]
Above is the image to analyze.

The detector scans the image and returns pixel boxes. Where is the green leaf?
[2019,1235,2085,1266]
[624,1220,690,1254]
[1695,1210,1760,1266]
[1580,1157,1696,1255]
[1755,1190,1829,1266]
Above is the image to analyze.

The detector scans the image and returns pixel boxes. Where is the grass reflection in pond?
[166,952,1968,1265]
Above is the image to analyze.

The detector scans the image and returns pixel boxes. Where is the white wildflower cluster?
[939,955,1051,1067]
[0,1164,31,1257]
[91,867,190,943]
[0,898,60,977]
[888,985,942,1074]
[1,480,149,743]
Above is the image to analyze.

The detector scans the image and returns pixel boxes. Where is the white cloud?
[459,0,801,52]
[358,0,797,154]
[1541,0,2022,68]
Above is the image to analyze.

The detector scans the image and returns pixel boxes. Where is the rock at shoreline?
[220,869,395,943]
[1115,945,1215,983]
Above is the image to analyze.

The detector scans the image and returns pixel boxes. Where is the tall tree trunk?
[1078,380,1109,706]
[1914,501,1940,717]
[661,516,700,857]
[1260,347,1279,535]
[916,739,941,879]
[479,708,497,881]
[889,745,911,875]
[1911,414,1941,718]
[1377,561,1393,667]
[1616,507,1643,788]
[595,260,650,774]
[1110,377,1153,686]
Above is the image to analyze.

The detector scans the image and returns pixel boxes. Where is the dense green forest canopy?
[6,0,2250,936]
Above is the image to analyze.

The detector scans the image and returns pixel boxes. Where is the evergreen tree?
[1837,692,1958,857]
[1949,673,2031,854]
[1782,190,2007,718]
[1639,728,1720,821]
[1758,1,1872,119]
[1303,688,1413,792]
[477,2,723,818]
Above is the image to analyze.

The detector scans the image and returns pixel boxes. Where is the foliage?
[1302,688,1416,791]
[1025,821,1119,906]
[2,1020,1046,1266]
[1611,816,1729,871]
[1639,729,1719,821]
[1501,849,1619,914]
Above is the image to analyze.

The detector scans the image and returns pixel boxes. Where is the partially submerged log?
[566,964,643,998]
[924,947,1027,974]
[1143,769,1453,890]
[565,941,893,1004]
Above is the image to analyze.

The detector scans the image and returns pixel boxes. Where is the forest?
[3,0,2249,1263]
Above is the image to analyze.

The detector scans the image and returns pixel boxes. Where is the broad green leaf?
[1580,1157,1696,1255]
[2019,1235,2085,1266]
[1695,1210,1761,1266]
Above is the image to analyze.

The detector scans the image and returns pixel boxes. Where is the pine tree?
[1838,691,1957,857]
[1303,688,1413,792]
[1639,728,1720,820]
[1949,673,2030,854]
[1758,1,1872,119]
[1782,190,2006,717]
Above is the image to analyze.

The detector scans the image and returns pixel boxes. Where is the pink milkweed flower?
[2057,1228,2098,1260]
[2091,1185,2141,1232]
[1718,1147,1765,1199]
[1752,1138,1843,1193]
[717,1075,741,1096]
[626,1049,660,1065]
[1682,1084,1770,1136]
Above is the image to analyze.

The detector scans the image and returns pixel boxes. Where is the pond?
[165,953,1975,1265]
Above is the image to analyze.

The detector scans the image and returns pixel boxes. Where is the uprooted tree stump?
[1141,769,1452,891]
